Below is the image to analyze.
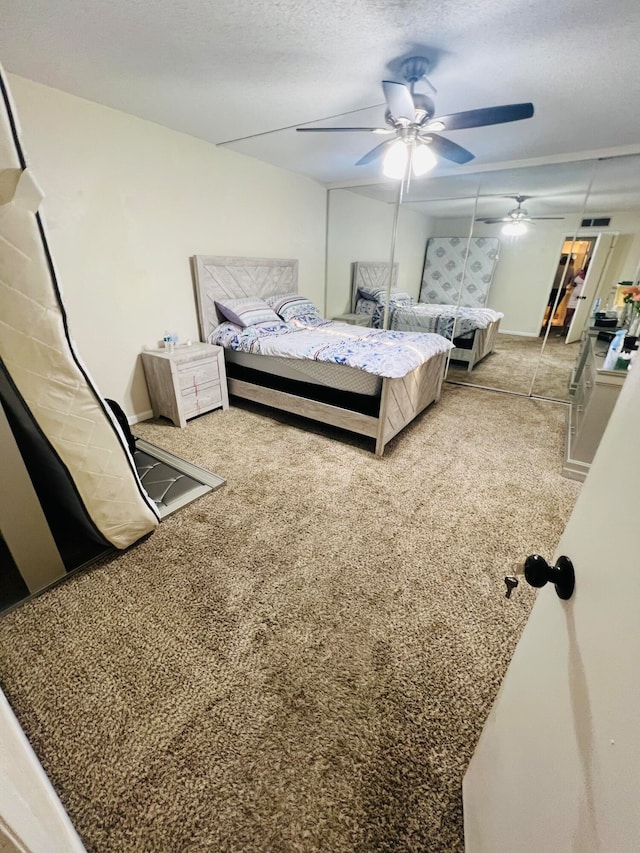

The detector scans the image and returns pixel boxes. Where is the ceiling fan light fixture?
[502,220,527,236]
[383,139,409,179]
[412,141,438,176]
[383,139,437,179]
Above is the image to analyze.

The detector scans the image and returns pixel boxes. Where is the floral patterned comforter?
[209,318,453,379]
[356,298,503,338]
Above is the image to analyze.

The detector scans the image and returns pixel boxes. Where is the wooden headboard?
[350,261,399,313]
[191,255,299,342]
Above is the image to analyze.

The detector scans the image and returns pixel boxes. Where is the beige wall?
[326,188,434,318]
[7,74,327,420]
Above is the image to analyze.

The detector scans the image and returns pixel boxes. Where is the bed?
[351,250,503,372]
[191,255,453,456]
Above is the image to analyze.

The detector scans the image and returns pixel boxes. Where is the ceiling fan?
[296,56,535,178]
[477,194,565,234]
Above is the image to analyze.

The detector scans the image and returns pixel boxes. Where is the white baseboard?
[128,409,154,425]
[499,329,540,338]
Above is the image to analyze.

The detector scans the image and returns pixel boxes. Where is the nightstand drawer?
[177,358,219,392]
[182,381,223,416]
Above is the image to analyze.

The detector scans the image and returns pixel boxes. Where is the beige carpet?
[446,332,580,400]
[0,386,581,853]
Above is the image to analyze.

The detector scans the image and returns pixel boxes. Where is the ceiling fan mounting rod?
[400,56,432,87]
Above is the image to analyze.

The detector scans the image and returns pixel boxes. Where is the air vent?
[581,217,611,227]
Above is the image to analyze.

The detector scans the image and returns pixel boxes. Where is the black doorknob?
[524,554,575,600]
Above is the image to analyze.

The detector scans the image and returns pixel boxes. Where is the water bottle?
[603,329,627,370]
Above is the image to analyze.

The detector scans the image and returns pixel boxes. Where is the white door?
[0,688,87,852]
[463,356,640,852]
[565,233,616,344]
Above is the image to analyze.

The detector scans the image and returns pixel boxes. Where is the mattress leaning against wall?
[0,63,159,603]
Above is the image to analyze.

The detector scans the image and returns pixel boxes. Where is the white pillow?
[266,292,323,322]
[214,297,281,328]
[357,286,413,306]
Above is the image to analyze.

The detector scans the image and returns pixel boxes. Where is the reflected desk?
[564,334,628,482]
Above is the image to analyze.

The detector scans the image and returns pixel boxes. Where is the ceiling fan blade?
[426,134,475,164]
[473,192,534,201]
[296,127,391,133]
[476,218,508,224]
[218,102,386,145]
[382,80,416,121]
[356,138,396,166]
[426,102,534,131]
[530,216,565,220]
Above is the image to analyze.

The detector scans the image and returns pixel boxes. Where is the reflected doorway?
[542,238,596,338]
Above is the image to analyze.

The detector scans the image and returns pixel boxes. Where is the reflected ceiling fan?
[296,56,534,178]
[477,194,565,235]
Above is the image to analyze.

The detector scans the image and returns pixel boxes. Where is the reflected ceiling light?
[502,220,528,236]
[383,139,437,179]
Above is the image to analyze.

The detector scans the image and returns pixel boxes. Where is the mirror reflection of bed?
[327,154,640,403]
[350,257,503,373]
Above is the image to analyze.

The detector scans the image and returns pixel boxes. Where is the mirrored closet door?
[530,154,640,399]
[325,178,479,344]
[325,154,640,406]
[441,160,593,398]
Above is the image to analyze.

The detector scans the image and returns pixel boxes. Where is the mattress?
[0,64,159,552]
[420,237,500,308]
[226,350,382,396]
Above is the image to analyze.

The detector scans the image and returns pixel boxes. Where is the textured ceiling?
[1,0,639,203]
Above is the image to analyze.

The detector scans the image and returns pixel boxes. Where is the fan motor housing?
[400,56,432,83]
[385,93,434,126]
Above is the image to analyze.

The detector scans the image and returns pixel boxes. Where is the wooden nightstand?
[141,343,229,428]
[332,313,372,327]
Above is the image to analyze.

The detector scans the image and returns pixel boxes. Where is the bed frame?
[448,320,500,371]
[191,255,447,456]
[351,260,501,372]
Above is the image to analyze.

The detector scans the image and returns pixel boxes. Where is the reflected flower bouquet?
[623,285,640,315]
